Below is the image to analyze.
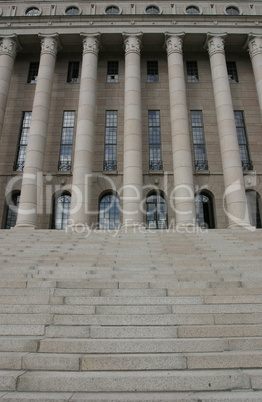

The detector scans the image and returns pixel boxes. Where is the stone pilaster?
[0,35,20,138]
[165,33,196,227]
[206,33,251,229]
[247,34,262,121]
[16,34,60,229]
[70,34,100,227]
[122,33,144,227]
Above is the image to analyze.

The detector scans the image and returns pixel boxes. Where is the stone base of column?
[13,224,37,230]
[228,222,256,232]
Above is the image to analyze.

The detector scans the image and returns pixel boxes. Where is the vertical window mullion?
[58,111,75,171]
[14,112,32,172]
[190,110,208,171]
[104,111,117,171]
[148,110,162,171]
[234,110,253,171]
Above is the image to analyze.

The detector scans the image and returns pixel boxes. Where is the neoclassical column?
[16,34,60,228]
[70,34,100,227]
[0,35,20,138]
[206,33,250,228]
[122,33,144,227]
[247,34,262,120]
[165,33,196,227]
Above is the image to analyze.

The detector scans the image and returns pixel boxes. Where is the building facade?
[0,0,262,230]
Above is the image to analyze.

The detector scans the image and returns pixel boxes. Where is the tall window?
[67,62,79,83]
[146,192,167,229]
[148,110,162,171]
[5,193,20,229]
[14,112,32,172]
[246,190,262,228]
[52,193,71,230]
[58,111,75,171]
[27,62,39,83]
[107,61,119,83]
[227,61,239,83]
[99,193,120,229]
[147,61,159,82]
[190,111,208,171]
[104,111,117,171]
[234,111,253,171]
[195,193,215,228]
[186,61,199,82]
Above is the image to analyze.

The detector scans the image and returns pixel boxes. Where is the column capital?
[205,33,227,57]
[165,33,185,56]
[38,33,61,57]
[122,33,143,55]
[0,35,21,59]
[246,34,262,59]
[81,33,100,56]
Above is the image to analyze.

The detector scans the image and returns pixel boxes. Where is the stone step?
[2,392,262,402]
[38,338,229,354]
[15,370,251,392]
[0,337,39,352]
[64,296,203,306]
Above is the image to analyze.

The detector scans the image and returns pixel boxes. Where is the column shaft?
[248,35,262,120]
[165,34,196,227]
[122,34,144,227]
[0,36,20,137]
[207,34,250,228]
[70,34,99,226]
[16,34,59,228]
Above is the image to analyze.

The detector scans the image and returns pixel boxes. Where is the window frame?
[58,111,75,172]
[14,111,32,172]
[107,61,119,83]
[148,110,163,171]
[227,61,239,83]
[147,61,159,83]
[99,193,120,230]
[67,61,80,83]
[186,61,199,83]
[27,62,39,84]
[234,110,253,171]
[103,111,118,171]
[52,193,71,230]
[190,110,208,171]
[25,6,41,16]
[146,192,168,229]
[145,5,161,14]
[5,192,20,229]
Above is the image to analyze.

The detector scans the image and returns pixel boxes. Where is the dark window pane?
[67,62,79,83]
[5,194,20,229]
[146,193,167,229]
[234,111,253,171]
[27,62,39,83]
[147,61,159,82]
[191,111,208,171]
[99,194,120,229]
[148,111,162,171]
[227,61,239,83]
[104,111,117,171]
[58,111,75,171]
[14,112,32,172]
[107,61,119,83]
[186,61,199,83]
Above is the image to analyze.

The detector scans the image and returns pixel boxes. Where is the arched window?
[25,7,40,16]
[145,5,160,14]
[105,6,120,15]
[246,191,262,228]
[5,192,20,229]
[99,193,120,229]
[186,5,200,14]
[226,5,240,15]
[52,193,71,230]
[195,192,215,228]
[65,6,80,15]
[146,192,167,229]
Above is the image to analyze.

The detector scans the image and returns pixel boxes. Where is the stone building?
[0,0,262,231]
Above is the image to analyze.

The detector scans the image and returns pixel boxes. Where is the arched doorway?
[146,192,167,229]
[52,193,71,229]
[99,193,120,229]
[195,192,215,228]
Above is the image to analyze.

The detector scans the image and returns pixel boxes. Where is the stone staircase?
[0,228,262,401]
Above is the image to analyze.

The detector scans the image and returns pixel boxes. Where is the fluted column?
[247,34,262,120]
[70,34,100,226]
[122,33,144,227]
[16,34,60,228]
[0,35,20,137]
[206,33,250,228]
[165,33,196,227]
